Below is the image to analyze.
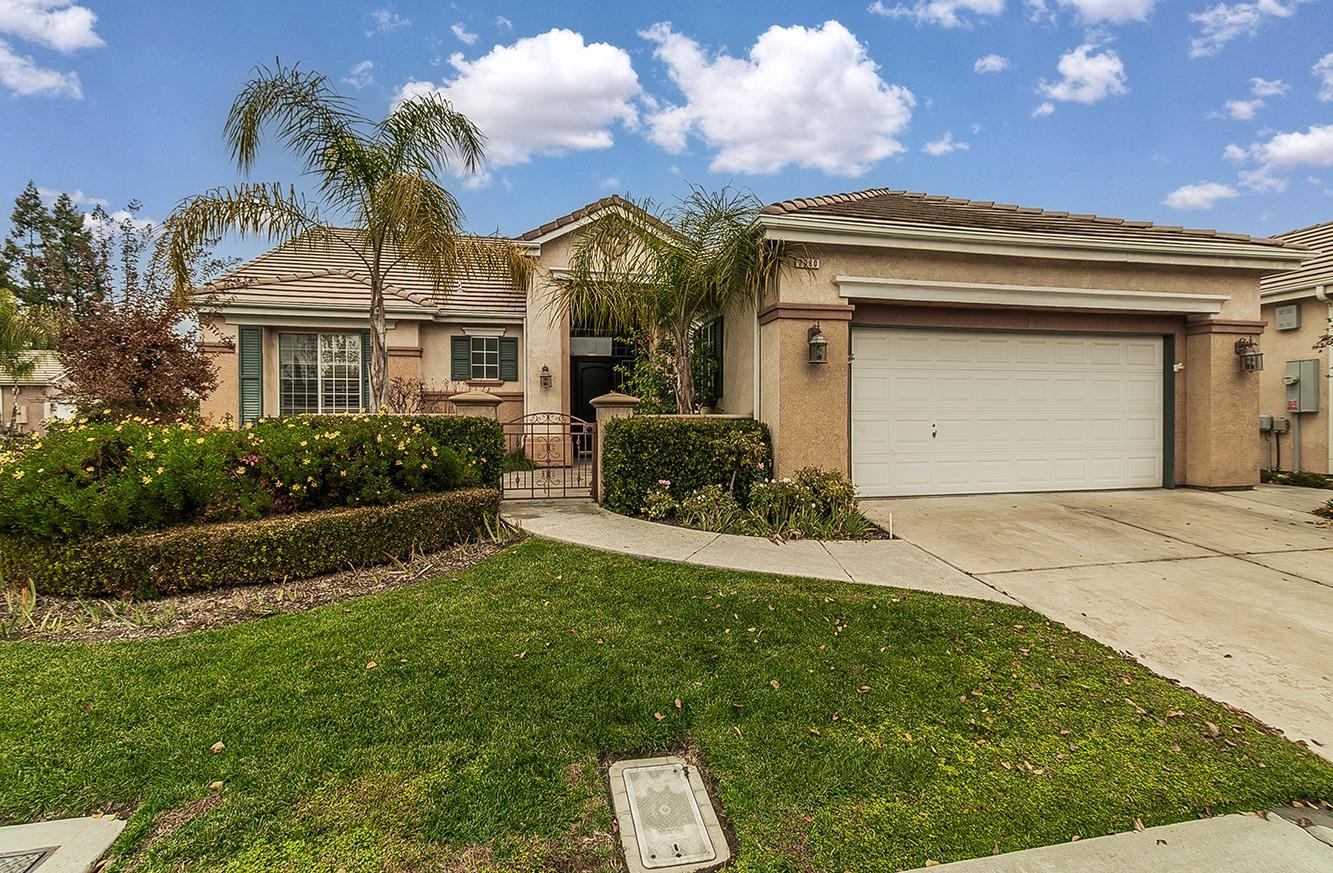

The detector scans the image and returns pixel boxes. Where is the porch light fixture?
[1235,338,1263,374]
[807,323,829,364]
[539,365,552,390]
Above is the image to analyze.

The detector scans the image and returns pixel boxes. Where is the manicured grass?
[2,539,1329,872]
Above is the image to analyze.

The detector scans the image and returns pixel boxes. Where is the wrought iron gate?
[500,413,596,499]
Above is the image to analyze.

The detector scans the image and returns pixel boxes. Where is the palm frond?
[377,93,486,177]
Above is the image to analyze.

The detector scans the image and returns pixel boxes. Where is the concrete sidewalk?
[904,812,1333,872]
[501,500,1016,604]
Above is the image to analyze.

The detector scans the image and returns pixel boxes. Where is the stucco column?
[757,303,855,477]
[590,391,638,503]
[1184,318,1266,488]
[450,389,503,420]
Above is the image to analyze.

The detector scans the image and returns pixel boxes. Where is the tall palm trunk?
[673,325,695,414]
[368,239,388,413]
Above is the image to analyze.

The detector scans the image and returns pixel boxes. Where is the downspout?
[1318,284,1332,473]
[752,287,761,420]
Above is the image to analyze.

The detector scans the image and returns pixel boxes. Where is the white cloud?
[1314,53,1333,102]
[1163,181,1240,209]
[1039,43,1128,105]
[36,186,105,207]
[1249,76,1287,96]
[1050,0,1159,23]
[395,29,641,173]
[495,16,512,30]
[0,0,100,52]
[1032,101,1055,116]
[0,38,78,96]
[868,0,1005,28]
[973,53,1010,73]
[366,8,410,36]
[342,59,374,89]
[1224,98,1263,119]
[923,132,969,155]
[640,20,916,176]
[451,23,477,45]
[1228,123,1333,192]
[1188,1,1308,59]
[598,176,620,190]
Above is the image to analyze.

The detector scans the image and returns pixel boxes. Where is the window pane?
[319,333,362,413]
[471,336,501,380]
[279,333,319,416]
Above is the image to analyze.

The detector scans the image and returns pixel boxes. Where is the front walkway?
[500,500,1014,604]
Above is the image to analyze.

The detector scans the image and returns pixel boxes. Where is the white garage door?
[851,329,1164,497]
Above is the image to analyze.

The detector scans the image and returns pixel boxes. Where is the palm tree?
[159,61,532,411]
[559,186,795,414]
[0,288,55,433]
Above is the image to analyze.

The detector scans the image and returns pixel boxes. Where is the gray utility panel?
[1285,360,1320,414]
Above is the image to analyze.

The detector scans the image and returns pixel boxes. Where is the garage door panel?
[852,328,1164,496]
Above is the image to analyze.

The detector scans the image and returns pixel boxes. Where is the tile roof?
[1261,220,1333,296]
[0,350,64,386]
[199,228,526,315]
[762,188,1299,251]
[518,194,636,242]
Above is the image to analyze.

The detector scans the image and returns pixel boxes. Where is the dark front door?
[573,358,620,423]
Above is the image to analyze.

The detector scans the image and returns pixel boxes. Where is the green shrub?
[1314,499,1333,519]
[0,488,499,598]
[641,487,678,521]
[0,414,503,540]
[677,484,743,532]
[601,416,771,515]
[1263,469,1333,490]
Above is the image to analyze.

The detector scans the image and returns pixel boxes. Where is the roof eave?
[758,213,1312,271]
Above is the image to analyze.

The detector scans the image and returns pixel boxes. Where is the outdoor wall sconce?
[807,323,829,364]
[539,365,552,390]
[1235,338,1263,374]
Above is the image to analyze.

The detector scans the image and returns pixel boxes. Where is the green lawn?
[2,539,1329,872]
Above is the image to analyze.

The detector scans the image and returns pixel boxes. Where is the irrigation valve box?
[1284,359,1320,413]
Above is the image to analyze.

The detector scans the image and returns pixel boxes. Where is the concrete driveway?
[860,486,1333,760]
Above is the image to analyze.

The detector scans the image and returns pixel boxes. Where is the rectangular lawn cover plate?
[0,849,53,873]
[609,756,730,872]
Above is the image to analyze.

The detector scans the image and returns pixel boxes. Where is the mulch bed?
[1,535,520,643]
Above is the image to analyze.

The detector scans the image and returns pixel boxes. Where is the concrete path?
[501,500,1015,604]
[861,488,1333,760]
[0,815,124,872]
[904,813,1332,872]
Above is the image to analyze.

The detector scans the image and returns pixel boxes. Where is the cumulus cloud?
[973,53,1010,73]
[1216,77,1287,119]
[1224,98,1263,119]
[1188,1,1308,59]
[1315,53,1333,102]
[1227,123,1333,192]
[1163,181,1240,209]
[366,8,410,36]
[1032,101,1055,116]
[450,23,477,45]
[395,29,641,176]
[868,0,1005,28]
[1038,0,1159,23]
[342,59,374,89]
[640,20,915,176]
[0,37,78,96]
[1249,76,1287,96]
[923,132,969,155]
[0,0,101,52]
[1038,43,1128,107]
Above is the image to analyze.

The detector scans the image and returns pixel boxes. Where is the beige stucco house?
[1257,220,1332,475]
[0,351,70,435]
[198,188,1311,496]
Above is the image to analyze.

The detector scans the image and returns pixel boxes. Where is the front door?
[573,358,620,423]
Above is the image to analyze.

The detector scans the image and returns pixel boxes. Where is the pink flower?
[658,479,671,487]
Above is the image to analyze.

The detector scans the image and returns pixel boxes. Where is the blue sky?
[2,0,1331,260]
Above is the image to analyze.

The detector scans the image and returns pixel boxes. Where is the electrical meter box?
[1274,304,1301,331]
[1285,360,1320,413]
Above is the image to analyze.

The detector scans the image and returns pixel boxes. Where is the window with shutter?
[238,326,263,424]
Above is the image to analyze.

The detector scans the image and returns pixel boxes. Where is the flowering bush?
[0,414,499,540]
[677,483,743,533]
[641,486,677,521]
[748,468,873,540]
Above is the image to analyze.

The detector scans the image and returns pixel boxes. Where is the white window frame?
[278,332,363,415]
[469,335,500,381]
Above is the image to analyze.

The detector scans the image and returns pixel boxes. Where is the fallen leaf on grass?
[365,661,377,670]
[857,685,871,695]
[674,698,682,709]
[1204,722,1221,738]
[210,742,225,754]
[809,727,821,736]
[209,781,224,792]
[769,679,780,689]
[1134,818,1145,832]
[654,712,665,721]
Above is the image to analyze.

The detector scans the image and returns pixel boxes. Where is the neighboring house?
[198,189,1310,496]
[0,350,71,435]
[1258,220,1332,475]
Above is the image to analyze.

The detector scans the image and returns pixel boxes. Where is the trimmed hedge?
[0,488,499,598]
[601,415,772,515]
[0,414,504,540]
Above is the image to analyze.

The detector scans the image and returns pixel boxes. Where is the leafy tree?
[0,183,106,312]
[560,186,796,414]
[160,61,532,411]
[1,182,51,307]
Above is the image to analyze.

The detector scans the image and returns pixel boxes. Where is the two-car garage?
[850,328,1166,497]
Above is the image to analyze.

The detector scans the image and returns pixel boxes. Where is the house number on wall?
[792,257,821,270]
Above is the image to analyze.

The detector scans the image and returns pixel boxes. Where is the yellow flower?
[142,476,152,484]
[156,466,164,475]
[339,470,347,477]
[420,463,428,470]
[85,467,94,473]
[195,437,205,444]
[146,451,155,459]
[12,470,23,480]
[235,466,246,475]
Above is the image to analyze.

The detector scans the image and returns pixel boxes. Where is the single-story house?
[0,350,71,435]
[196,188,1311,496]
[1257,220,1331,476]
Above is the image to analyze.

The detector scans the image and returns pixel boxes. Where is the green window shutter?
[711,318,724,400]
[451,336,471,381]
[499,337,519,382]
[237,326,263,424]
[360,330,371,411]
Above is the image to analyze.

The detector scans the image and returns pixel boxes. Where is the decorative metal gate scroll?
[500,413,596,499]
